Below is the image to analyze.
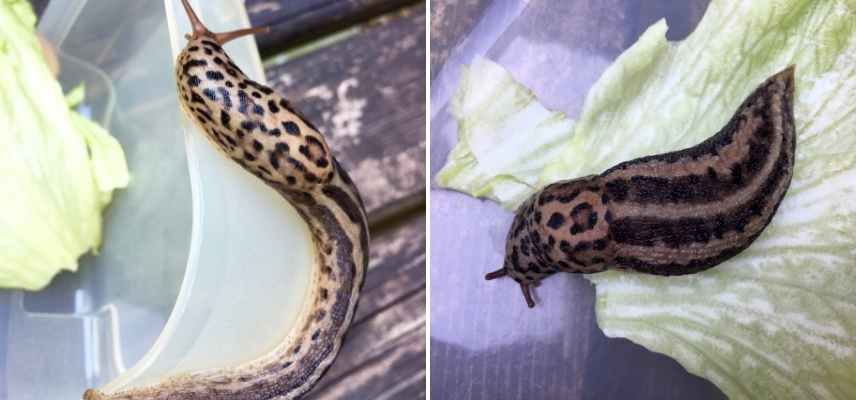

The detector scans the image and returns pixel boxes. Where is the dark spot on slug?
[182,59,207,74]
[241,121,256,131]
[268,100,280,113]
[299,145,311,158]
[190,92,205,104]
[252,91,262,99]
[202,88,216,101]
[707,166,718,181]
[187,75,201,87]
[206,71,225,81]
[268,128,282,137]
[587,212,598,229]
[201,40,221,50]
[252,140,263,152]
[238,90,249,114]
[275,143,289,153]
[546,213,565,229]
[220,110,231,128]
[269,151,281,169]
[283,121,301,136]
[287,157,306,172]
[213,56,223,65]
[217,88,232,109]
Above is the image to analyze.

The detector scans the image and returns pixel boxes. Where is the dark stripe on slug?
[610,139,791,249]
[615,244,747,276]
[182,59,207,74]
[217,87,232,109]
[202,88,217,101]
[201,40,222,50]
[603,113,777,205]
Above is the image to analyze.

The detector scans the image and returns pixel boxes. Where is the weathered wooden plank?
[306,212,425,395]
[308,292,425,399]
[354,213,425,324]
[265,4,426,217]
[245,0,419,55]
[429,0,492,78]
[312,324,425,400]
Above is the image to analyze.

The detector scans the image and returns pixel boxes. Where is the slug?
[486,66,796,308]
[83,1,369,399]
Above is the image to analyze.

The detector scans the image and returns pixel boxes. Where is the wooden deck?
[430,1,723,400]
[247,1,426,398]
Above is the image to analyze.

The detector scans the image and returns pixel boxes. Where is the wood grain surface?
[429,0,491,78]
[263,3,426,219]
[245,0,419,55]
[430,0,725,399]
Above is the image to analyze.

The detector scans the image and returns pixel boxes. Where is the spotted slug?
[486,66,796,308]
[83,1,369,399]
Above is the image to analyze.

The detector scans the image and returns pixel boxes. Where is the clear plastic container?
[1,1,314,398]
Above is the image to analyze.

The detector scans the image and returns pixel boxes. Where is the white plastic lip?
[98,1,206,390]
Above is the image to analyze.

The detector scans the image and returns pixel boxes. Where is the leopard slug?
[486,66,796,308]
[83,1,369,399]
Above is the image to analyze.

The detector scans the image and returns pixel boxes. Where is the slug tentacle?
[490,66,796,308]
[83,1,368,399]
[180,0,270,44]
[484,268,507,280]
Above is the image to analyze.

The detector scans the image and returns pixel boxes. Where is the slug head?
[484,196,550,309]
[180,0,269,45]
[486,177,613,308]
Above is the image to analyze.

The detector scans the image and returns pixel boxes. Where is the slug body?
[83,1,368,399]
[487,66,796,308]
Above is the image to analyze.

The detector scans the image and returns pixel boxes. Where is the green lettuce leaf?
[0,0,129,290]
[437,0,856,397]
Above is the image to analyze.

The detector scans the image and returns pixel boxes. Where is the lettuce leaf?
[437,0,856,397]
[0,0,129,290]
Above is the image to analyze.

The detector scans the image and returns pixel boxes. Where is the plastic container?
[1,1,314,398]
